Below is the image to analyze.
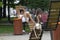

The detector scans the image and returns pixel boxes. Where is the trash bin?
[13,18,23,35]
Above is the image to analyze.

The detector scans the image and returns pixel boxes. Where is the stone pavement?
[41,31,51,40]
[0,34,29,40]
[0,31,51,40]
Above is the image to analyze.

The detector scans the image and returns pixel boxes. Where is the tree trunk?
[8,0,11,22]
[0,7,2,20]
[3,0,6,18]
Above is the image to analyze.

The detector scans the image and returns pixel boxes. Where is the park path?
[0,31,51,40]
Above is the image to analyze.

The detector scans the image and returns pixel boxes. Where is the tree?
[0,0,2,19]
[7,0,15,22]
[6,0,15,22]
[24,0,50,10]
[3,0,6,18]
[0,1,2,7]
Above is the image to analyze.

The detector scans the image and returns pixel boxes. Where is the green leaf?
[0,2,2,7]
[25,0,50,10]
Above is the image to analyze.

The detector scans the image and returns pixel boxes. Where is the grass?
[0,17,14,21]
[0,25,30,34]
[0,17,30,34]
[25,26,30,32]
[0,17,14,33]
[0,25,14,33]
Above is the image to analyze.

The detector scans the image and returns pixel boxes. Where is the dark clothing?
[41,13,48,30]
[22,22,28,30]
[42,22,47,30]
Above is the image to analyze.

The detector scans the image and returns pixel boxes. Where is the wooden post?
[52,22,60,40]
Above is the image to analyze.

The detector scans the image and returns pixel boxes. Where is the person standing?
[41,11,48,30]
[29,8,43,40]
[17,6,35,33]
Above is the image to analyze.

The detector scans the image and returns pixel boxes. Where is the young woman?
[17,7,35,32]
[36,8,43,40]
[35,8,43,23]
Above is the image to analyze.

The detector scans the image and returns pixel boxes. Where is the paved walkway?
[0,31,51,40]
[41,31,51,40]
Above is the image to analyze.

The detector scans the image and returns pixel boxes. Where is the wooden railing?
[46,8,60,30]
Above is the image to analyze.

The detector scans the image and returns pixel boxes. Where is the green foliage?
[25,0,50,10]
[0,25,14,33]
[6,0,50,10]
[9,0,15,8]
[0,2,2,7]
[0,0,2,1]
[6,0,15,8]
